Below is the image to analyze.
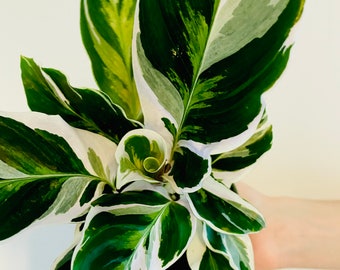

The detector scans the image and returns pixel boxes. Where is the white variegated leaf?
[72,190,196,269]
[203,224,255,270]
[1,111,118,182]
[0,112,116,239]
[115,128,171,190]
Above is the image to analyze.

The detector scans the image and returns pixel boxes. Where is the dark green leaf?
[21,57,138,144]
[188,184,264,234]
[162,117,178,138]
[199,249,233,270]
[138,0,304,146]
[170,146,209,190]
[0,116,102,240]
[92,190,169,207]
[0,116,87,175]
[73,192,193,269]
[212,113,273,171]
[204,225,253,270]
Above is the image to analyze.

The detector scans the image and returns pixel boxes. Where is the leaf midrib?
[0,173,99,184]
[127,201,172,267]
[177,3,220,143]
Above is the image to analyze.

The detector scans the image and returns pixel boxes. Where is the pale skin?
[237,183,340,270]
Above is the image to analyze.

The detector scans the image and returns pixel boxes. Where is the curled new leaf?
[115,129,170,190]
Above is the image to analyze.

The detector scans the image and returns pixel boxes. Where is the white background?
[0,1,339,269]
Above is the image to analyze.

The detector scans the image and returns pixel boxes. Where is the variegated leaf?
[0,113,116,240]
[187,176,265,234]
[80,0,142,120]
[212,111,273,186]
[21,56,138,144]
[170,146,210,191]
[187,221,234,270]
[115,129,171,190]
[198,249,234,270]
[203,224,254,270]
[213,112,272,171]
[0,1,307,269]
[72,190,195,269]
[135,0,304,154]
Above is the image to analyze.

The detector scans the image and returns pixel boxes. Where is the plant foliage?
[0,0,304,269]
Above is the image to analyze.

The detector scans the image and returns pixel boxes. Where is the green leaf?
[134,36,184,134]
[0,114,108,240]
[204,225,254,270]
[212,112,273,172]
[80,0,142,120]
[170,146,210,191]
[162,118,178,139]
[136,0,304,152]
[199,249,234,270]
[0,116,87,175]
[187,222,234,270]
[92,190,170,208]
[187,221,254,270]
[21,57,138,144]
[115,129,170,190]
[187,177,265,234]
[73,191,194,269]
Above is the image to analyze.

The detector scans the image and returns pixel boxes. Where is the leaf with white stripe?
[0,113,116,240]
[170,146,210,191]
[212,112,273,187]
[203,224,254,270]
[115,129,170,190]
[21,57,139,144]
[212,112,272,173]
[187,221,234,270]
[81,0,142,120]
[187,177,265,234]
[136,0,304,153]
[72,190,195,269]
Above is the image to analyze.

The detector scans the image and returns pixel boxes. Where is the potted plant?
[0,0,304,269]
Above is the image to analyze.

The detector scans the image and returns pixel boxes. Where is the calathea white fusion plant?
[0,0,304,269]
